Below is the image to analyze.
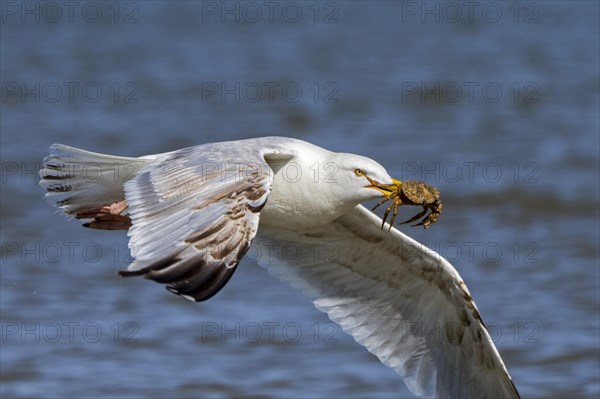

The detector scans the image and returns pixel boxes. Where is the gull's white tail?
[39,144,155,227]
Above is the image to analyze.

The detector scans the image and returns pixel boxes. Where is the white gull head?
[260,142,396,230]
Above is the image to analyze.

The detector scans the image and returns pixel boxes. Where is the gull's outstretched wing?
[255,205,520,399]
[121,142,278,301]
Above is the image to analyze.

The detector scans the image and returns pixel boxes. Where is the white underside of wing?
[266,258,438,396]
[255,205,519,399]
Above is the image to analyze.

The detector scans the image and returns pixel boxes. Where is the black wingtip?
[118,269,146,277]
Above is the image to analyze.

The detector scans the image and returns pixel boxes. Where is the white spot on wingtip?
[166,285,197,302]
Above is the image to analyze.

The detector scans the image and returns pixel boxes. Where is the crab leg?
[381,202,393,230]
[399,206,429,225]
[371,196,392,212]
[387,199,400,231]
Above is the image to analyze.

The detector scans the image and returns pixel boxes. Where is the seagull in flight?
[39,137,520,398]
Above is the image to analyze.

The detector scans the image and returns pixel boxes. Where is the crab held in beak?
[365,175,443,231]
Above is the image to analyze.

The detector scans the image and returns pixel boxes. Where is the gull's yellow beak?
[365,176,402,198]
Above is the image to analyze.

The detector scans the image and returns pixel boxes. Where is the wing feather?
[256,205,520,399]
[120,143,279,301]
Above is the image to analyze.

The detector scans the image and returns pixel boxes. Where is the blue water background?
[1,2,599,398]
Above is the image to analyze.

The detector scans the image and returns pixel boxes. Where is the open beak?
[365,176,402,198]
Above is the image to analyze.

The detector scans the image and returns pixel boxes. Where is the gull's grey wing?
[255,205,520,399]
[121,142,283,301]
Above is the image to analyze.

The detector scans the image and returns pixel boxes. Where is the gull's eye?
[354,168,366,177]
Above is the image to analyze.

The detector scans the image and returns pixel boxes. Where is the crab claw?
[413,212,438,229]
[414,200,443,228]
